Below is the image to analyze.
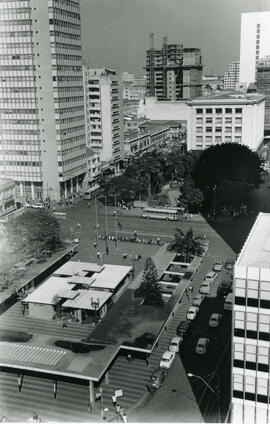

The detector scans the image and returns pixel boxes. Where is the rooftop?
[0,178,16,189]
[236,213,270,270]
[187,90,265,105]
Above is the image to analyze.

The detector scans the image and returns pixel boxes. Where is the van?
[224,292,233,310]
[205,271,217,282]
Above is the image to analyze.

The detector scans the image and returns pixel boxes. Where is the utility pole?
[95,196,99,244]
[114,194,118,248]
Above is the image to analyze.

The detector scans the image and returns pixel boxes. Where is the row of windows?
[0,161,41,167]
[49,31,81,40]
[196,108,242,114]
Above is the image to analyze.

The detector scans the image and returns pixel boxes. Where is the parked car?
[196,338,209,355]
[160,351,176,369]
[186,306,199,321]
[192,294,204,307]
[217,280,232,297]
[209,313,222,327]
[224,292,233,310]
[176,320,190,337]
[205,271,217,282]
[23,201,31,208]
[199,281,212,294]
[213,261,223,272]
[31,202,44,209]
[225,260,234,270]
[150,368,167,389]
[169,336,182,353]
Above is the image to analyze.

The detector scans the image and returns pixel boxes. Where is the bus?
[53,212,66,220]
[141,207,179,221]
[83,184,102,200]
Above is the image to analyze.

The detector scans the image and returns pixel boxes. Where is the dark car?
[217,280,232,297]
[176,320,190,337]
[150,368,167,389]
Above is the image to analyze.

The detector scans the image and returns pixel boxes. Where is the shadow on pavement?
[203,214,257,255]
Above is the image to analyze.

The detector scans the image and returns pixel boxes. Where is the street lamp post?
[91,297,100,323]
[188,372,220,422]
[114,194,119,248]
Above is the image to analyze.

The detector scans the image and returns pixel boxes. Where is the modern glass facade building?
[0,0,86,201]
[232,213,270,424]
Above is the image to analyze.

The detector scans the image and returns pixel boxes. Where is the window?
[235,108,242,114]
[206,108,212,114]
[225,108,232,113]
[215,108,222,114]
[206,117,212,123]
[196,108,203,114]
[206,127,212,132]
[215,127,222,132]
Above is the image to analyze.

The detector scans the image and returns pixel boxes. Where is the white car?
[192,294,204,307]
[168,336,182,353]
[159,351,176,369]
[31,202,44,209]
[186,306,199,321]
[213,261,223,272]
[205,271,217,282]
[199,281,211,294]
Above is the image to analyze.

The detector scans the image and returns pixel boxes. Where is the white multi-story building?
[239,11,270,87]
[122,77,146,100]
[187,92,265,151]
[0,0,87,201]
[224,61,240,90]
[232,212,270,424]
[83,66,124,171]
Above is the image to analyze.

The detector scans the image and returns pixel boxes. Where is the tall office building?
[83,66,124,170]
[256,56,270,131]
[232,212,270,424]
[145,34,203,101]
[0,0,86,201]
[224,61,240,90]
[239,11,270,87]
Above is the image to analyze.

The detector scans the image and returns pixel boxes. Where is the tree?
[170,227,203,259]
[192,143,262,215]
[134,257,164,306]
[178,177,204,212]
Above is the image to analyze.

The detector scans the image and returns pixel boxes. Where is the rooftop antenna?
[149,32,154,50]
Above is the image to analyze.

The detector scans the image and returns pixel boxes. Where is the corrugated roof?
[0,342,66,366]
[67,275,96,286]
[62,289,111,310]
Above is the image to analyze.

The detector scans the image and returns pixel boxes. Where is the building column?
[76,176,79,193]
[31,182,35,200]
[20,182,23,197]
[89,380,95,409]
[70,179,74,195]
[64,181,67,199]
[104,372,109,385]
[53,380,57,399]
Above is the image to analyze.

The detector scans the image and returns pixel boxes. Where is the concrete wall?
[143,97,190,121]
[29,303,54,320]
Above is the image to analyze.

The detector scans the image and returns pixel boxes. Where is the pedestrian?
[122,413,127,423]
[97,251,100,258]
[113,210,116,216]
[112,394,117,408]
[106,245,109,255]
[93,241,97,248]
[127,354,132,361]
[53,206,56,212]
[116,403,120,418]
[88,201,91,208]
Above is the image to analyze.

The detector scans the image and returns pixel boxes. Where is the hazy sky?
[80,0,270,76]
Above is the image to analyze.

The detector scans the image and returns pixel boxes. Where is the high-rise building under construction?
[145,34,203,100]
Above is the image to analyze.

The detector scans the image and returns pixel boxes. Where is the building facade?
[239,11,270,87]
[123,99,140,117]
[0,0,87,201]
[122,76,146,100]
[187,92,265,151]
[0,178,16,218]
[232,212,270,424]
[224,61,240,90]
[145,34,203,101]
[256,56,270,131]
[83,66,124,170]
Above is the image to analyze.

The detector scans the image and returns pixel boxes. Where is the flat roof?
[54,261,104,277]
[92,264,132,290]
[187,91,265,105]
[24,276,77,305]
[62,289,112,310]
[236,213,270,268]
